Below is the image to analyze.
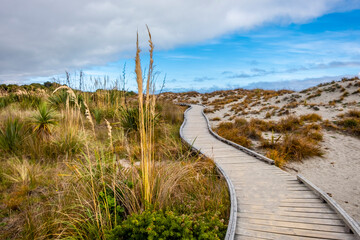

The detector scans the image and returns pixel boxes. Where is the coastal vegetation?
[0,31,229,239]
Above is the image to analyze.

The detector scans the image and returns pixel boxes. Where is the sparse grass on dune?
[215,114,324,166]
[335,109,360,136]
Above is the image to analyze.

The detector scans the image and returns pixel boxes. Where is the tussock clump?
[280,134,323,161]
[334,109,360,136]
[300,113,322,122]
[216,122,252,148]
[347,109,360,118]
[0,117,28,153]
[277,115,302,132]
[266,149,286,167]
[215,114,324,166]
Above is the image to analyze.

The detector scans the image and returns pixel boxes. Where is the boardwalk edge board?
[179,104,237,240]
[297,174,360,239]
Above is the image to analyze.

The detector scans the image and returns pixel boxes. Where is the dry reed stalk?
[135,27,156,207]
[135,31,149,205]
[105,118,113,152]
[83,101,96,137]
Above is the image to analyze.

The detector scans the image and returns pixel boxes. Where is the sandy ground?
[286,130,360,223]
[165,78,360,224]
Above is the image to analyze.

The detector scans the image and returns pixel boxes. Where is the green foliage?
[52,129,84,155]
[106,209,226,240]
[19,94,43,110]
[48,89,83,109]
[118,106,139,132]
[31,102,58,137]
[0,95,17,109]
[342,118,358,128]
[93,108,103,124]
[98,188,125,224]
[0,117,27,153]
[0,93,42,110]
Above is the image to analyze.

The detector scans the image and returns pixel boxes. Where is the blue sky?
[85,9,360,92]
[1,1,360,92]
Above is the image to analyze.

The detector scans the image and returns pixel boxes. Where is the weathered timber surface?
[180,104,359,240]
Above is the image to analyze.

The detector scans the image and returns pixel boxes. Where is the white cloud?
[0,0,358,82]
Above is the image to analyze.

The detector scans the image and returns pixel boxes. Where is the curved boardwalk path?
[182,105,357,240]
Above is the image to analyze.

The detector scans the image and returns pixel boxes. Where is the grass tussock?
[335,109,360,136]
[215,114,324,166]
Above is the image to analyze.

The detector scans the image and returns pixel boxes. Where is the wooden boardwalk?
[181,104,357,240]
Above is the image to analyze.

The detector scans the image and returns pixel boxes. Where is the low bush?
[106,209,226,240]
[0,117,27,153]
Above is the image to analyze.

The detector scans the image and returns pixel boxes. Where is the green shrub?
[52,128,84,156]
[93,108,103,124]
[0,95,18,109]
[118,107,139,132]
[18,94,42,110]
[31,102,57,137]
[98,188,125,225]
[48,89,83,109]
[0,117,27,153]
[106,209,226,240]
[118,107,159,133]
[341,118,358,128]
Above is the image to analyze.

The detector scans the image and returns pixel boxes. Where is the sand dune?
[162,77,360,223]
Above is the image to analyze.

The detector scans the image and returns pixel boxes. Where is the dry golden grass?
[214,114,324,166]
[334,109,360,136]
[300,113,322,122]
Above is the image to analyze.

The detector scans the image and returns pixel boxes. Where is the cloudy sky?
[1,0,360,91]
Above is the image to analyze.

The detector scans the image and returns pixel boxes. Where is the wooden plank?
[234,233,271,240]
[239,205,334,214]
[281,198,322,203]
[237,212,346,226]
[279,202,328,208]
[238,222,355,240]
[238,209,342,219]
[237,217,347,233]
[237,228,342,240]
